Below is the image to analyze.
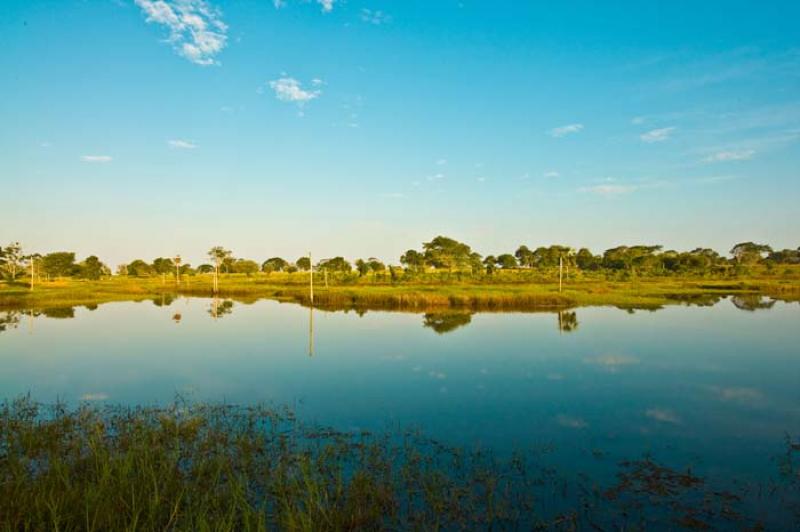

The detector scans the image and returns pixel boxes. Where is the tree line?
[2,238,798,282]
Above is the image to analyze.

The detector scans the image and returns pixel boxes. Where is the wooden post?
[175,255,181,285]
[29,258,34,291]
[309,252,314,305]
[559,256,563,293]
[324,269,328,289]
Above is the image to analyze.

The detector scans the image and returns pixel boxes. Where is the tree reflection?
[0,310,22,333]
[731,295,776,311]
[422,312,473,334]
[41,307,75,319]
[208,298,234,319]
[557,311,579,333]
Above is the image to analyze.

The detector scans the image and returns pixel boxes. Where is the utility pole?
[29,257,35,291]
[559,255,563,293]
[213,256,220,294]
[309,252,314,305]
[174,255,181,285]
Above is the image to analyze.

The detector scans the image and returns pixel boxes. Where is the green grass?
[2,397,797,530]
[1,267,799,313]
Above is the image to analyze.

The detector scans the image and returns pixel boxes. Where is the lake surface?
[2,296,799,523]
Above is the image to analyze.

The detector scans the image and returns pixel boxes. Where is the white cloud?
[274,0,334,12]
[361,8,391,24]
[640,127,675,143]
[168,139,197,149]
[556,415,587,429]
[645,408,681,424]
[268,77,321,105]
[549,123,583,138]
[631,116,646,125]
[81,155,113,163]
[427,173,445,181]
[134,0,227,66]
[81,393,109,401]
[579,184,636,196]
[703,149,755,162]
[543,170,560,178]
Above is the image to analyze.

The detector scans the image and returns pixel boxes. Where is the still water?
[1,297,799,505]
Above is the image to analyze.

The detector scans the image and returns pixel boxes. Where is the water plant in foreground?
[1,397,798,530]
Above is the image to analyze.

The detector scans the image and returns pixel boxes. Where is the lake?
[2,296,799,525]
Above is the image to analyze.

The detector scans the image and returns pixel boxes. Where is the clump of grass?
[0,397,556,530]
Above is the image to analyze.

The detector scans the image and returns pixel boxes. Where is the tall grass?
[2,397,798,530]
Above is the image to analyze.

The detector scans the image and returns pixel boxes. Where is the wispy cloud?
[274,0,335,12]
[134,0,228,66]
[436,158,447,166]
[640,127,676,143]
[556,415,587,429]
[645,408,681,424]
[579,184,637,196]
[268,76,322,105]
[81,155,113,163]
[361,9,391,25]
[379,192,405,199]
[549,123,584,138]
[168,139,197,149]
[81,393,109,401]
[543,170,560,178]
[703,149,755,162]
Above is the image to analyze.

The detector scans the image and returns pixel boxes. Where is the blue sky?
[2,0,799,266]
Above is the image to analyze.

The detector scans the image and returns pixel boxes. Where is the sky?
[2,0,799,267]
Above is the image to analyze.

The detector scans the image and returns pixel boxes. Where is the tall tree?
[295,256,311,271]
[399,249,425,272]
[41,252,77,278]
[78,256,109,280]
[0,242,24,280]
[262,257,289,273]
[730,242,772,264]
[422,236,475,272]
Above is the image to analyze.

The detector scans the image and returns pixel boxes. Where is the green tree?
[482,255,496,275]
[318,257,351,272]
[127,259,155,277]
[78,256,109,280]
[232,259,259,275]
[496,254,518,269]
[355,259,370,277]
[575,248,598,270]
[208,247,233,272]
[400,250,425,271]
[730,242,772,264]
[196,264,214,274]
[295,256,311,271]
[367,258,386,273]
[0,242,24,280]
[422,236,475,272]
[514,245,535,268]
[41,252,77,278]
[261,257,289,273]
[151,257,174,275]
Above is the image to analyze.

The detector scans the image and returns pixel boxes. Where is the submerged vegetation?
[1,397,798,530]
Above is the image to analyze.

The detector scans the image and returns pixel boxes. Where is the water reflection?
[208,298,234,319]
[557,310,579,333]
[0,310,22,333]
[422,312,473,334]
[731,295,777,311]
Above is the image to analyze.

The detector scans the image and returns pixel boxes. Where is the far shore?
[2,271,798,313]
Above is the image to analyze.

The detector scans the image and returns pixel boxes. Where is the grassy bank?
[2,397,796,530]
[1,269,799,313]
